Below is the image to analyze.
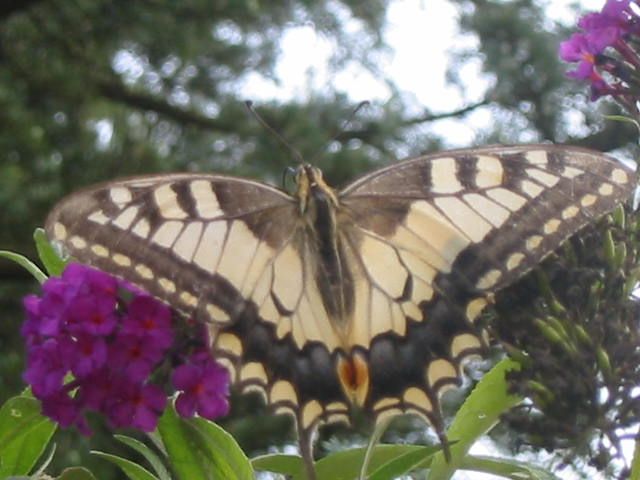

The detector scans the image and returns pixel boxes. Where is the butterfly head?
[294,164,339,215]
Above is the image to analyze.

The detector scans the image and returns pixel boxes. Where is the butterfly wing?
[45,173,350,433]
[338,145,635,426]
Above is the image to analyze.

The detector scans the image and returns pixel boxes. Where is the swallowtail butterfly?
[45,145,634,456]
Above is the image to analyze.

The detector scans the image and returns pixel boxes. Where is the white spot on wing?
[427,359,457,387]
[70,235,87,249]
[506,252,525,270]
[543,218,561,234]
[465,297,487,322]
[463,193,510,227]
[53,222,68,240]
[561,166,584,179]
[112,206,139,230]
[360,236,407,298]
[193,222,227,273]
[476,269,501,290]
[526,235,543,250]
[132,218,151,239]
[217,221,259,290]
[403,387,433,411]
[526,168,559,188]
[521,180,544,199]
[369,288,391,339]
[486,187,527,211]
[524,150,548,165]
[88,210,110,225]
[173,222,203,262]
[91,244,109,258]
[451,333,482,358]
[430,157,462,194]
[154,184,187,219]
[612,168,629,184]
[474,155,504,188]
[405,201,470,269]
[151,221,184,248]
[561,205,579,219]
[272,245,303,311]
[599,183,614,196]
[135,264,154,279]
[112,253,131,266]
[190,180,222,219]
[434,196,493,243]
[581,194,597,207]
[110,187,132,205]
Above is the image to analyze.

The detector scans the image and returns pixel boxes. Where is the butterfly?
[45,144,634,467]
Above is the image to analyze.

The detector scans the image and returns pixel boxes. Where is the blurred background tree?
[0,0,636,477]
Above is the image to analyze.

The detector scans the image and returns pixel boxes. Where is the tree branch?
[340,98,491,143]
[401,98,491,126]
[95,78,237,133]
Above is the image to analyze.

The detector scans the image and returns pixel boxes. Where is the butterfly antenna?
[245,101,305,164]
[308,100,370,165]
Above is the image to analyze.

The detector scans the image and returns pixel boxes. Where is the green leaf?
[0,395,57,476]
[603,114,640,133]
[91,452,159,480]
[313,445,431,480]
[0,250,47,284]
[115,435,172,480]
[188,417,253,480]
[157,406,215,480]
[428,358,522,480]
[57,466,99,480]
[34,227,67,276]
[157,403,252,480]
[368,446,438,480]
[31,443,56,478]
[460,454,562,479]
[631,438,640,480]
[359,415,392,480]
[251,454,306,477]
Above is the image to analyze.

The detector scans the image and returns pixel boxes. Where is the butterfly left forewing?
[45,173,354,436]
[339,145,635,425]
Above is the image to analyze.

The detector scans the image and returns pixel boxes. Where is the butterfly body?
[45,145,635,440]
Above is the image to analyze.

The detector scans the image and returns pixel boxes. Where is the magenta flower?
[173,352,230,420]
[22,262,229,434]
[24,338,69,397]
[559,0,640,107]
[106,381,167,432]
[77,369,115,411]
[62,262,119,300]
[66,295,118,336]
[67,334,108,378]
[109,335,166,382]
[40,390,90,435]
[578,0,634,49]
[121,295,173,349]
[559,33,602,79]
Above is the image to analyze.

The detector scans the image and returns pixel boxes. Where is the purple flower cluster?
[173,351,230,419]
[559,0,640,102]
[22,263,230,434]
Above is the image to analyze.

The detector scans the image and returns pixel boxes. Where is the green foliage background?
[0,0,637,477]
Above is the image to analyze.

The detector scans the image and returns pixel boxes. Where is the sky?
[239,0,606,149]
[239,1,631,478]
